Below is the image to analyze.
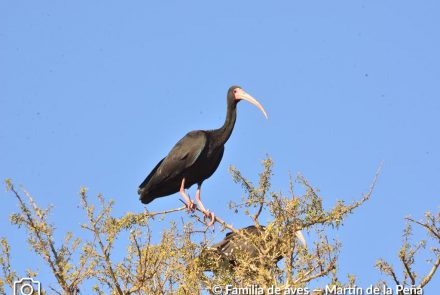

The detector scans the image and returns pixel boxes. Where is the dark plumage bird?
[138,86,268,223]
[199,225,306,271]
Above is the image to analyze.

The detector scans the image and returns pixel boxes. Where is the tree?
[1,157,438,294]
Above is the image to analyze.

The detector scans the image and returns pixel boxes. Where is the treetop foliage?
[1,157,438,294]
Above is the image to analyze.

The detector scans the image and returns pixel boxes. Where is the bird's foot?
[185,200,197,212]
[203,210,215,227]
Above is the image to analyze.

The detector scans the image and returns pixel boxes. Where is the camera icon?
[13,278,41,295]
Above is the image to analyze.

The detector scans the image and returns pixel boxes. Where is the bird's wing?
[214,226,256,249]
[213,226,264,257]
[171,130,207,163]
[138,158,165,190]
[141,131,207,188]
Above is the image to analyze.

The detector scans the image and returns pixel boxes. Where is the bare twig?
[419,254,440,288]
[145,206,187,218]
[405,217,440,240]
[179,199,239,233]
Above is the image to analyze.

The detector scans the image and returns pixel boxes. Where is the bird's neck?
[211,101,237,146]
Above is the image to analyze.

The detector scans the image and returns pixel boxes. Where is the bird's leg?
[195,184,215,226]
[180,178,196,211]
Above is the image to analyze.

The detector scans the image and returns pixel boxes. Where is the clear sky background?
[1,1,439,293]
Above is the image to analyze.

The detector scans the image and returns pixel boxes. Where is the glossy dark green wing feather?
[158,130,207,181]
[138,131,207,198]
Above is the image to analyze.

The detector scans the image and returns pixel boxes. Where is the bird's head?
[228,86,268,119]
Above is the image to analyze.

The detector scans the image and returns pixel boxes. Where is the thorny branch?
[1,159,438,294]
[376,210,440,293]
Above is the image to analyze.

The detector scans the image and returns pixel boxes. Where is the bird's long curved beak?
[295,230,307,248]
[235,89,268,119]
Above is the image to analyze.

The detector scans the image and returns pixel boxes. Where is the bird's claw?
[203,211,215,227]
[186,200,197,212]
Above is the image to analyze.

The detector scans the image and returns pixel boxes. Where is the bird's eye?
[233,89,237,94]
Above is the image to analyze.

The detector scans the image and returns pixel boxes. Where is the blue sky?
[1,0,439,293]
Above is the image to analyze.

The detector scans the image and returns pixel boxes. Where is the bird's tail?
[138,188,155,204]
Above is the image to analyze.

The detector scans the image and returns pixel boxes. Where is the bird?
[138,86,268,224]
[198,225,306,271]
